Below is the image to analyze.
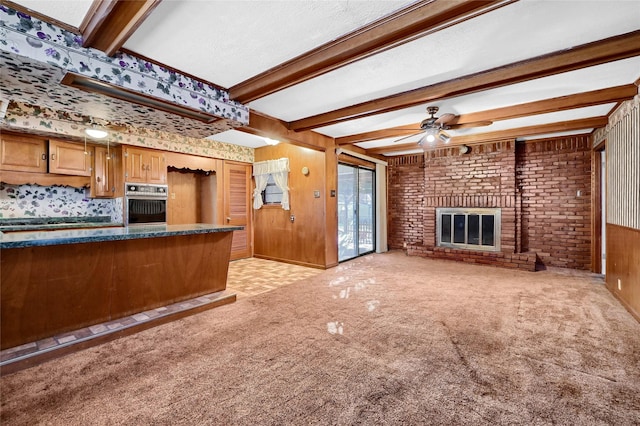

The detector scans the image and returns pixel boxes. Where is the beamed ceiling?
[1,0,639,156]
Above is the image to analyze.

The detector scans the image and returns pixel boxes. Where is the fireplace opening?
[436,208,501,251]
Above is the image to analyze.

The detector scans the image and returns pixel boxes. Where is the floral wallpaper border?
[0,50,241,140]
[0,6,249,125]
[3,101,255,163]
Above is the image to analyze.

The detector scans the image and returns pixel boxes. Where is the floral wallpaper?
[0,183,123,222]
[4,100,255,163]
[0,6,249,125]
[0,51,241,140]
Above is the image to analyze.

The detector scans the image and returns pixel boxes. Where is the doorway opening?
[338,163,375,262]
[592,144,606,275]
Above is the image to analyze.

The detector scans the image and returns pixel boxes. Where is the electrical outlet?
[617,279,622,291]
[403,242,407,248]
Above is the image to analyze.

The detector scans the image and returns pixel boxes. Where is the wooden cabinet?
[48,139,91,176]
[124,146,166,184]
[91,145,122,198]
[0,133,48,173]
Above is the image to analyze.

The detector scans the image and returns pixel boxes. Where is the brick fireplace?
[388,136,592,271]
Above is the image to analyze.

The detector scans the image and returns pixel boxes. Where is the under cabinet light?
[85,127,108,139]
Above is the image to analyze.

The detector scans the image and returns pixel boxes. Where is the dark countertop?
[0,224,244,249]
[0,216,121,232]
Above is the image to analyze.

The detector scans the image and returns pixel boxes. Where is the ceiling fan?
[395,106,492,146]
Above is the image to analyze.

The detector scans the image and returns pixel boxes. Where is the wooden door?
[49,139,91,176]
[224,162,252,260]
[0,133,47,173]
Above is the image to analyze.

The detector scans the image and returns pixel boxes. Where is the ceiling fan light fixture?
[85,127,108,139]
[439,133,451,144]
[418,127,439,146]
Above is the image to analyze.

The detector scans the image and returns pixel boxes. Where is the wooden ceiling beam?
[229,0,512,103]
[336,127,424,145]
[337,84,637,145]
[366,116,608,155]
[290,30,640,132]
[448,116,608,145]
[80,0,161,57]
[446,84,638,125]
[239,110,333,152]
[366,142,425,156]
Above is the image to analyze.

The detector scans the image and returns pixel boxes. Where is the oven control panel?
[125,183,168,198]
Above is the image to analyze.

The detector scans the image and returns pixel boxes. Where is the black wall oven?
[125,183,168,225]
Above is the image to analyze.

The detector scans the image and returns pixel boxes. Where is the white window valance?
[253,158,290,210]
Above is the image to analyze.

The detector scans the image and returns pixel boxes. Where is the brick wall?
[387,136,592,271]
[516,136,592,269]
[423,141,518,252]
[387,154,424,248]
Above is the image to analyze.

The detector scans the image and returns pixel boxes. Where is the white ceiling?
[124,0,410,88]
[4,0,640,155]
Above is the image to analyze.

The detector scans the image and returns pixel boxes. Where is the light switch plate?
[314,190,320,198]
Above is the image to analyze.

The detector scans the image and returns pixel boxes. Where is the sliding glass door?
[338,164,375,262]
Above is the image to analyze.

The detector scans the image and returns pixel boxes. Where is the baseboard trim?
[0,292,236,376]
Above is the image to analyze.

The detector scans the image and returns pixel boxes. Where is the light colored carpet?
[1,251,639,425]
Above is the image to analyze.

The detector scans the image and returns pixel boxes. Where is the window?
[262,174,283,205]
[252,158,290,210]
[436,208,500,251]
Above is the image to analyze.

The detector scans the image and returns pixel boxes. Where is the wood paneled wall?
[606,224,640,321]
[254,144,330,268]
[607,100,640,230]
[601,95,640,321]
[167,170,202,224]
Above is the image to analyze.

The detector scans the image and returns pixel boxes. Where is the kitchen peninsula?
[1,223,243,350]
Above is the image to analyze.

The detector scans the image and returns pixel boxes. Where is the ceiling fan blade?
[393,132,423,143]
[435,113,456,125]
[447,120,493,130]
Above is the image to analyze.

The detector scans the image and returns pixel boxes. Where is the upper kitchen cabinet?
[0,132,48,173]
[124,146,167,184]
[48,139,92,176]
[91,145,122,198]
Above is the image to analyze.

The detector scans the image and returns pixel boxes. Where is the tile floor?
[0,257,323,367]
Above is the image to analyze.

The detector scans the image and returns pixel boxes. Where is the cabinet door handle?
[50,153,55,161]
[96,176,101,183]
[226,217,231,222]
[41,153,47,160]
